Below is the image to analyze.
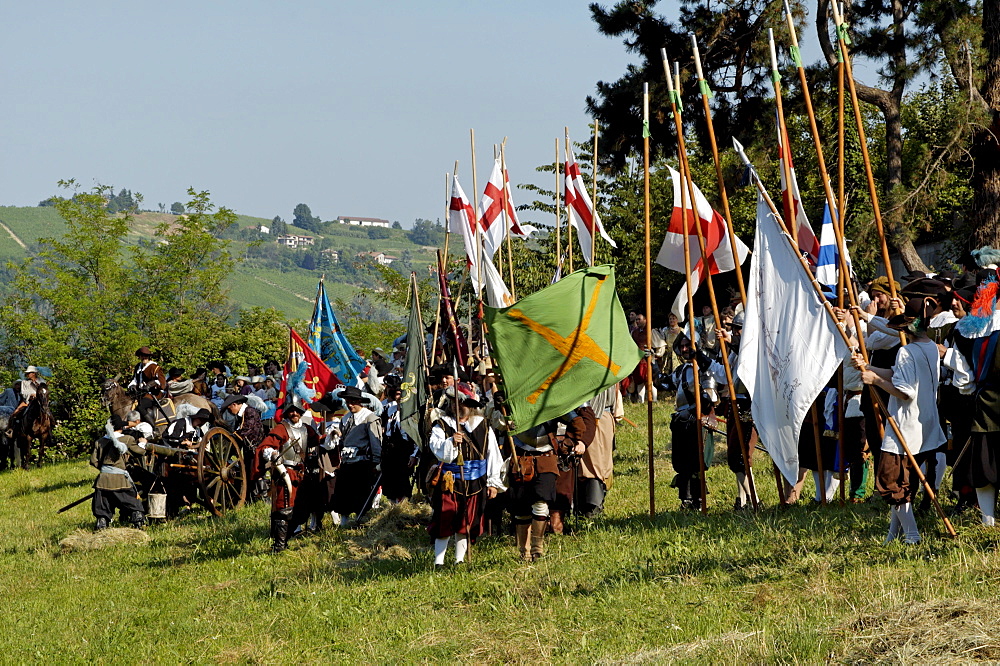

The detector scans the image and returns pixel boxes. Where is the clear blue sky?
[1,1,638,227]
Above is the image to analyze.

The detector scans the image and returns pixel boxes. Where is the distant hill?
[0,205,439,322]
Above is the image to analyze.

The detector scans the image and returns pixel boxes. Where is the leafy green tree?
[171,201,185,215]
[407,218,444,246]
[367,227,391,240]
[270,216,287,235]
[293,203,320,232]
[392,221,402,230]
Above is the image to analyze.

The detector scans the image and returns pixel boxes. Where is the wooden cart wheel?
[196,427,248,516]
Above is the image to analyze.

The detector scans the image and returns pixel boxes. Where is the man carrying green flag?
[484,265,642,432]
[399,274,428,448]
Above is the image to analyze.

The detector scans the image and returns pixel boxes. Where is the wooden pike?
[734,140,956,537]
[665,56,757,510]
[642,82,656,518]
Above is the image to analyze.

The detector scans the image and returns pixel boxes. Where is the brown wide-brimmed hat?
[135,346,154,357]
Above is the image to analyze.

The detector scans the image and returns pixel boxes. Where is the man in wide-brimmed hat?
[253,404,323,553]
[127,347,166,427]
[328,386,384,526]
[222,394,264,453]
[427,382,504,567]
[90,420,147,530]
[853,296,947,544]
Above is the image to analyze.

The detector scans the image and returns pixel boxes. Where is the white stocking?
[977,485,997,527]
[896,503,921,544]
[454,535,469,563]
[434,537,450,565]
[885,507,901,544]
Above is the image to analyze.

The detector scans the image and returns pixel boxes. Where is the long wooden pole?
[735,142,956,536]
[432,171,454,365]
[470,129,483,303]
[769,27,825,498]
[688,40,747,306]
[500,139,516,299]
[830,1,899,299]
[555,139,561,271]
[837,2,850,504]
[565,128,574,273]
[768,29,797,245]
[661,69,707,514]
[591,119,599,267]
[667,59,757,509]
[642,83,656,518]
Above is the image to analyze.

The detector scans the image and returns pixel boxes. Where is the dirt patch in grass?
[837,598,1000,663]
[59,527,151,553]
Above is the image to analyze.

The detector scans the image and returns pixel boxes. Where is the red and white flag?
[778,121,820,263]
[478,158,536,259]
[565,143,616,265]
[448,174,482,294]
[655,166,750,319]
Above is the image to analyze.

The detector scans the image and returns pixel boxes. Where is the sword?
[57,492,95,514]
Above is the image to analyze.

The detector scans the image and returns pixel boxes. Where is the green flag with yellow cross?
[484,265,642,431]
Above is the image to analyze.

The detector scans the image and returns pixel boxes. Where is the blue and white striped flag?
[815,202,852,291]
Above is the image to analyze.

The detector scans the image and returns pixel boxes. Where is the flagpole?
[737,145,956,536]
[591,118,599,267]
[836,2,850,505]
[555,138,561,271]
[565,128,574,273]
[668,59,756,510]
[783,0,851,502]
[830,1,900,302]
[688,39,747,307]
[500,138,517,300]
[768,29,798,245]
[642,82,656,518]
[661,68,707,514]
[433,170,454,366]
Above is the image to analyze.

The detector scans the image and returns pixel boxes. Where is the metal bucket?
[147,493,168,519]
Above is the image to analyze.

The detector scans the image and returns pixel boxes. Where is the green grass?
[3,402,1000,662]
[226,266,361,322]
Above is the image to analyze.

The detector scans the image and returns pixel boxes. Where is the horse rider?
[12,365,45,423]
[128,347,166,427]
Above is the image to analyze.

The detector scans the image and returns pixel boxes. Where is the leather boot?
[95,517,109,531]
[129,510,146,529]
[529,518,547,561]
[515,523,531,562]
[271,510,290,553]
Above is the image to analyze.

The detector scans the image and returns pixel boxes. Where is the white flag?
[735,193,848,485]
[565,142,616,265]
[478,158,536,259]
[448,175,482,295]
[481,252,514,308]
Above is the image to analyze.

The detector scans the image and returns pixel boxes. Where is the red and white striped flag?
[655,166,750,319]
[778,121,820,263]
[565,143,616,265]
[478,158,535,259]
[448,174,482,294]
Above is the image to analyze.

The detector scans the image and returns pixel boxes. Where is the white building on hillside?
[337,216,391,228]
[276,234,315,249]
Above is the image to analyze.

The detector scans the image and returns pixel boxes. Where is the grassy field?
[226,266,361,322]
[3,402,1000,663]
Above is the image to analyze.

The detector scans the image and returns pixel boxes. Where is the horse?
[100,377,221,436]
[11,384,54,469]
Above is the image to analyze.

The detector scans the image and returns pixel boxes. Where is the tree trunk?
[816,0,929,273]
[972,0,1000,249]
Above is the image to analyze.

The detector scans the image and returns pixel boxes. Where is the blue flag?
[815,202,852,293]
[308,280,366,385]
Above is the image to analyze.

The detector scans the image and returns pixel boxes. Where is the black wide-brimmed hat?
[887,297,930,331]
[167,367,185,380]
[221,394,247,410]
[190,408,214,424]
[283,403,305,416]
[339,386,367,402]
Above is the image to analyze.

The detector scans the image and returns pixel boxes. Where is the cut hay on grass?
[58,527,151,553]
[598,630,763,664]
[837,598,1000,663]
[339,500,431,564]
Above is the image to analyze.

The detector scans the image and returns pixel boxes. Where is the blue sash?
[441,459,487,480]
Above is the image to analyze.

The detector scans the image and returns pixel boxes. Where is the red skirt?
[428,489,484,541]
